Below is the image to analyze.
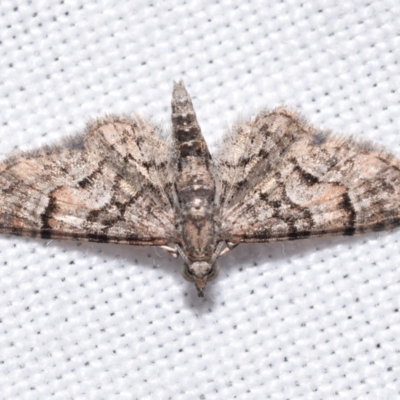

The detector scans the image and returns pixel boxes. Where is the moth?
[1,81,400,296]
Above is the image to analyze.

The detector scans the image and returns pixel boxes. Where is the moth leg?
[218,242,239,258]
[159,245,179,258]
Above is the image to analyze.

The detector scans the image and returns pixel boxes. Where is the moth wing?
[0,115,178,245]
[215,107,400,243]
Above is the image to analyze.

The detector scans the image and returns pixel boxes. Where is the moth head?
[181,261,220,297]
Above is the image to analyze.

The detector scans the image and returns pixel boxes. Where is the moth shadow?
[46,239,221,311]
[217,232,384,278]
[19,230,388,311]
[15,235,180,288]
[76,240,221,310]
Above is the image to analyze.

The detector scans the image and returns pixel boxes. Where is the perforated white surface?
[0,1,400,399]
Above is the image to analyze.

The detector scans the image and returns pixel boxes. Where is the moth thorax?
[189,261,213,278]
[181,261,220,282]
[189,198,207,219]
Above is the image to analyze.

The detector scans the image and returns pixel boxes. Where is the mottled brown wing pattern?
[2,81,400,297]
[216,107,400,243]
[0,116,177,245]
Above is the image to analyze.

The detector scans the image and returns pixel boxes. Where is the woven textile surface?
[0,1,399,399]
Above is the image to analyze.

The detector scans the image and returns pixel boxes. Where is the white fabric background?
[0,1,399,399]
